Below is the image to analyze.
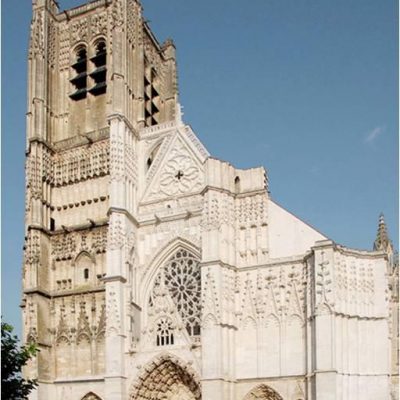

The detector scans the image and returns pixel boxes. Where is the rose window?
[150,249,201,336]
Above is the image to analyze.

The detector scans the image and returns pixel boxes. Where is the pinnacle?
[373,213,392,252]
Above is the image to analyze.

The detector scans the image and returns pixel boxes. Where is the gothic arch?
[73,250,95,265]
[243,384,283,400]
[90,35,107,48]
[243,315,257,329]
[81,392,102,400]
[129,353,201,400]
[145,243,202,341]
[202,313,218,329]
[71,42,88,59]
[73,251,95,287]
[142,237,200,306]
[287,313,304,325]
[145,140,162,171]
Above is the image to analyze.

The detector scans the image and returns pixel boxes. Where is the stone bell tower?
[22,0,178,398]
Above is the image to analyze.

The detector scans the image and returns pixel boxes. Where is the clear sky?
[2,0,398,336]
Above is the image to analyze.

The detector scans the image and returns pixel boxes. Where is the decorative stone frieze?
[70,17,88,44]
[90,12,108,37]
[51,227,107,261]
[58,22,70,69]
[29,9,44,57]
[53,140,110,186]
[24,230,41,265]
[48,20,57,67]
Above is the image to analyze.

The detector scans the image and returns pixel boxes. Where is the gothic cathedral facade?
[22,1,399,399]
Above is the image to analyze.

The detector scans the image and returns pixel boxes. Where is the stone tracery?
[149,248,201,337]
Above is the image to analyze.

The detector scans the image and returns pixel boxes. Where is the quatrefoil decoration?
[159,154,200,196]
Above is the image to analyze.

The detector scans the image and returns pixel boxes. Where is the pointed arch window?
[89,40,107,95]
[156,317,174,346]
[146,143,161,171]
[149,249,201,337]
[70,46,88,100]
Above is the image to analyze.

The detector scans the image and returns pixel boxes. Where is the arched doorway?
[81,392,102,400]
[243,384,283,400]
[130,355,201,400]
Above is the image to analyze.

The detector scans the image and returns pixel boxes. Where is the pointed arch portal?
[81,393,102,400]
[243,384,284,400]
[130,356,201,400]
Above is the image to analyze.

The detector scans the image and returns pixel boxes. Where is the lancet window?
[70,46,88,100]
[89,40,107,96]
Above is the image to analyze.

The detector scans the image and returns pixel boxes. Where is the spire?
[373,213,393,253]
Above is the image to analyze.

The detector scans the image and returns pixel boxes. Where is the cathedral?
[22,0,399,399]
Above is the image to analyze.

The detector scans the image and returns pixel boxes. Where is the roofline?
[268,197,329,240]
[56,0,110,21]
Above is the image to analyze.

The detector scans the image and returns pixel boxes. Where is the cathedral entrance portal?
[243,384,284,400]
[130,356,201,400]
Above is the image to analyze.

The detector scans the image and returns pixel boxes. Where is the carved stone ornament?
[106,291,121,335]
[48,20,57,67]
[90,12,108,37]
[110,0,124,30]
[52,227,107,261]
[129,354,201,400]
[29,10,44,57]
[146,138,203,200]
[107,214,124,251]
[76,302,92,342]
[201,195,221,231]
[159,155,200,196]
[53,140,110,186]
[24,230,41,265]
[59,22,70,69]
[70,18,88,44]
[110,129,125,182]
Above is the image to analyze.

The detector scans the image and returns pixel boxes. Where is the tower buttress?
[23,1,179,398]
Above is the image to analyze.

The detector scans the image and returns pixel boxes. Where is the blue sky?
[2,0,398,336]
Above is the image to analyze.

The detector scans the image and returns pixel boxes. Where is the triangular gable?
[141,129,206,203]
